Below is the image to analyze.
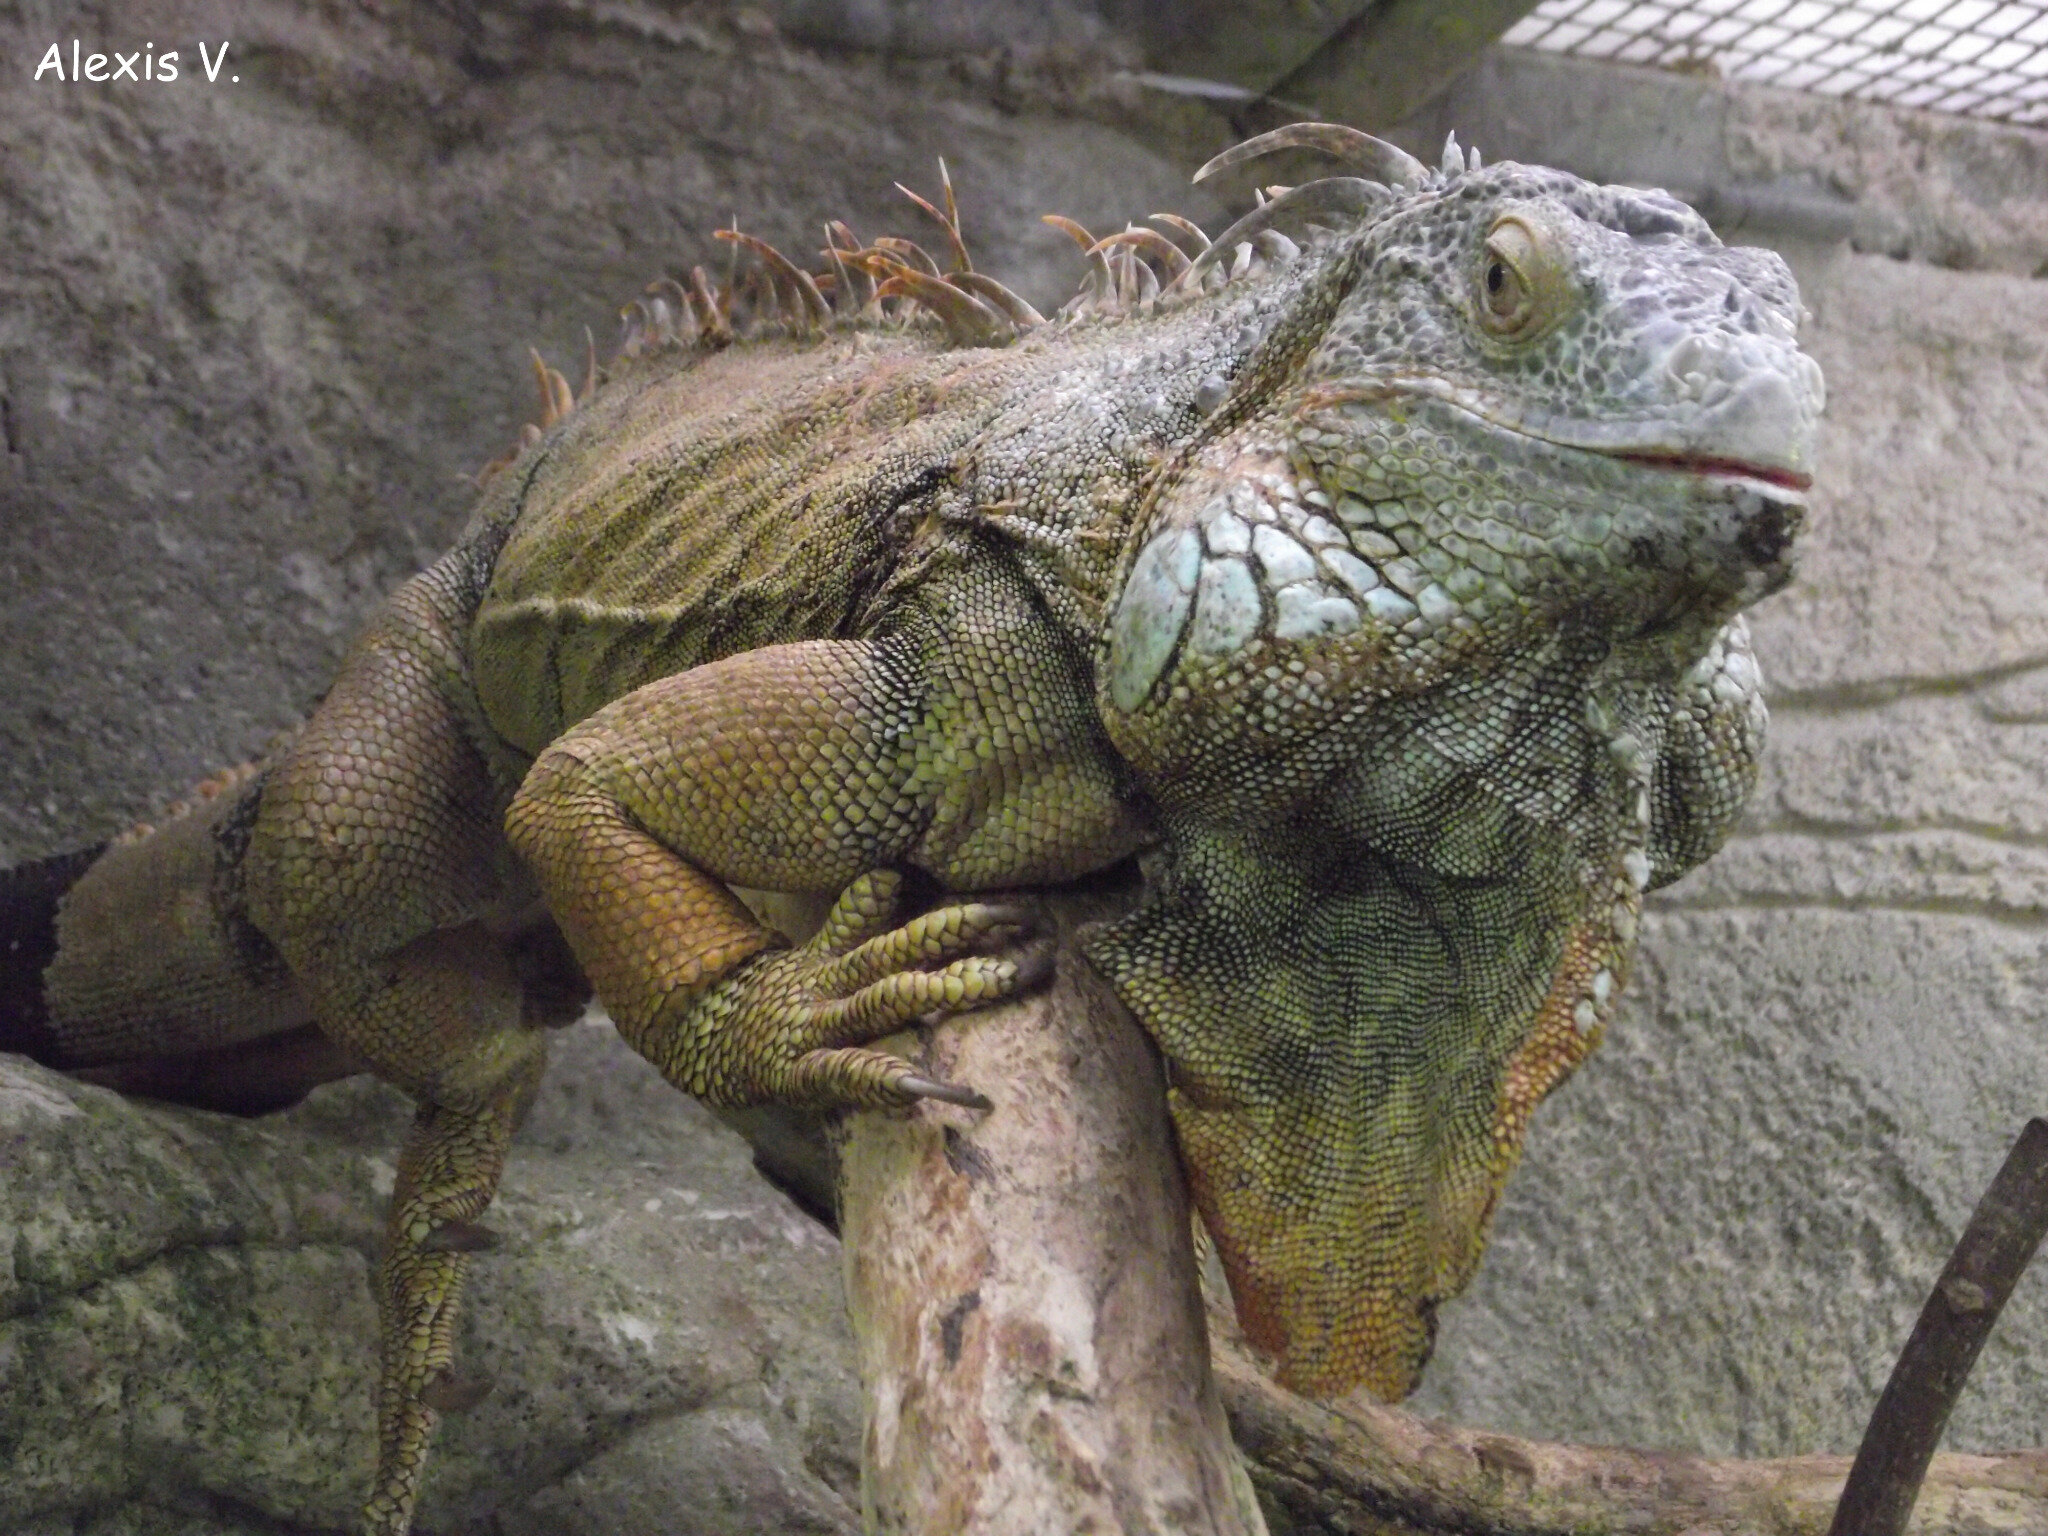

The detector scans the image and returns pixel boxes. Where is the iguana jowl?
[1,124,1822,1533]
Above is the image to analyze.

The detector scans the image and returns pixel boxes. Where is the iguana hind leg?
[245,568,547,1536]
[362,942,544,1536]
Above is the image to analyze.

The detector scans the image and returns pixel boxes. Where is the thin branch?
[1216,1340,2048,1535]
[1828,1116,2048,1536]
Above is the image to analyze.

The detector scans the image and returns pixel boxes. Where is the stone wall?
[0,0,1228,863]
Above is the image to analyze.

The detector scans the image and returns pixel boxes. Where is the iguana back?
[472,334,983,754]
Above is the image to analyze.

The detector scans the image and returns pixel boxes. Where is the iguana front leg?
[504,637,1047,1112]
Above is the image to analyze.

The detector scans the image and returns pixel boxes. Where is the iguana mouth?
[1482,414,1816,499]
[1611,451,1812,494]
[1302,377,1817,496]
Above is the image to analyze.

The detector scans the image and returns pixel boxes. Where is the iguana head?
[1104,124,1823,740]
[1296,133,1820,641]
[1088,128,1823,1402]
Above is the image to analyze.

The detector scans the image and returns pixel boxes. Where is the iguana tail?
[0,773,360,1113]
[0,842,108,1061]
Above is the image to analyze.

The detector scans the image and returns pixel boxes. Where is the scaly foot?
[650,870,1049,1110]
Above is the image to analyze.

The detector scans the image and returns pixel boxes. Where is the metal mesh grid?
[1502,0,2048,125]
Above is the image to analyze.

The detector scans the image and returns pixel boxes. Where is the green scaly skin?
[21,126,1822,1532]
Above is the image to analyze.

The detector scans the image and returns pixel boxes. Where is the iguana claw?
[418,1218,501,1253]
[633,871,1050,1111]
[419,1367,494,1413]
[897,1073,993,1110]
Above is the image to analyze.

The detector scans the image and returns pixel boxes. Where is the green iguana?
[0,123,1821,1534]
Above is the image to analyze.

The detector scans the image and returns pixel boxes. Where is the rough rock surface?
[2,1019,863,1536]
[5,0,2048,1505]
[0,0,1226,864]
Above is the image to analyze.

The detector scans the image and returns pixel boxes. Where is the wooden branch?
[835,884,1266,1534]
[1217,1342,2048,1535]
[744,884,2048,1536]
[1829,1117,2048,1536]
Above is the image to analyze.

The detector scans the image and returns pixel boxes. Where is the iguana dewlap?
[1,124,1821,1535]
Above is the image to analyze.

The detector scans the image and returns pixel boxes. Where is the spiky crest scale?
[473,127,1490,486]
[110,760,266,847]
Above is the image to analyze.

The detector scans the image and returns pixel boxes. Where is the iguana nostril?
[1664,334,1708,388]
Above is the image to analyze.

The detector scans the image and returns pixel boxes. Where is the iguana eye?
[1476,216,1554,339]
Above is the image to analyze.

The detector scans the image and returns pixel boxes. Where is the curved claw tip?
[419,1218,502,1254]
[899,1073,992,1111]
[420,1368,494,1413]
[1010,941,1058,993]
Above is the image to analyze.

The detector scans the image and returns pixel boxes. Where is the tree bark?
[1827,1117,2048,1536]
[749,882,2048,1536]
[1217,1341,2048,1534]
[835,882,1267,1535]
